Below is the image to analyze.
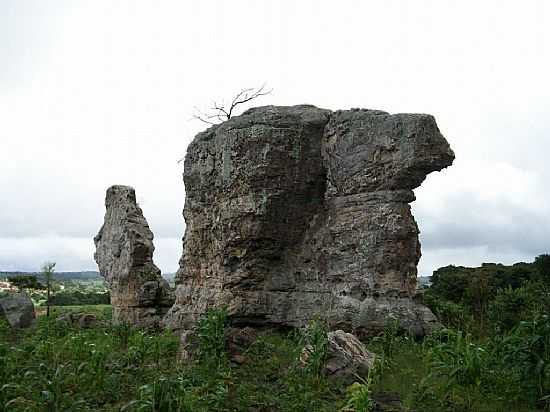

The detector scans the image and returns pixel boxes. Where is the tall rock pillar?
[94,185,174,326]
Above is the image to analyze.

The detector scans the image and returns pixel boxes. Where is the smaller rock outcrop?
[94,185,174,326]
[301,330,376,384]
[0,292,36,328]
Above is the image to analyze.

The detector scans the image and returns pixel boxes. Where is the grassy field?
[0,308,349,412]
[369,337,536,412]
[35,305,112,319]
[0,305,546,411]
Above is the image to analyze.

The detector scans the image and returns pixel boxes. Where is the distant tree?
[192,84,272,125]
[49,291,110,306]
[7,275,45,291]
[430,265,471,303]
[534,254,550,283]
[41,262,56,317]
[465,268,491,327]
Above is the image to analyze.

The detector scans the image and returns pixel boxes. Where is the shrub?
[341,361,380,412]
[488,281,550,333]
[492,314,550,404]
[427,329,488,389]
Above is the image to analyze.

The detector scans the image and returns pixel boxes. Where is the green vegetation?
[1,255,549,411]
[48,290,110,306]
[402,254,550,411]
[0,308,352,411]
[7,275,45,291]
[2,274,109,308]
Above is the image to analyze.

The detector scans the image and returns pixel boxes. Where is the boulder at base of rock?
[301,330,376,384]
[0,292,36,328]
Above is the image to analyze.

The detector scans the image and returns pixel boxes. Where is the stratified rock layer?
[165,105,454,335]
[94,185,174,326]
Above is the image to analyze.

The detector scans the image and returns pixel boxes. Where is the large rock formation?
[94,185,174,326]
[0,292,36,328]
[164,105,454,335]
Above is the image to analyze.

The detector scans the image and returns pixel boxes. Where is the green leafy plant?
[341,364,379,412]
[428,329,487,389]
[195,307,228,368]
[299,318,329,376]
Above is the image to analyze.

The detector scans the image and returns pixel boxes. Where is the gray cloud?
[1,1,549,276]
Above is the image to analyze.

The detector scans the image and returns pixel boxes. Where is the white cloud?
[1,0,549,275]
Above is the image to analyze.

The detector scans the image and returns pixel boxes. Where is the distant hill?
[1,270,177,283]
[0,271,101,281]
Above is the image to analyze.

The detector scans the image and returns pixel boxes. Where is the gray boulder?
[0,292,36,328]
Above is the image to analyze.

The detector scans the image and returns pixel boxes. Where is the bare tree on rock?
[193,84,272,125]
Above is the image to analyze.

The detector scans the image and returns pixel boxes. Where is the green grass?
[0,309,347,411]
[1,305,545,411]
[37,304,112,319]
[367,335,541,412]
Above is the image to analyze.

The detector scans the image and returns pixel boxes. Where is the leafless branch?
[192,84,272,125]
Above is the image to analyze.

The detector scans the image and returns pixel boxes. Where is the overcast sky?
[1,1,548,276]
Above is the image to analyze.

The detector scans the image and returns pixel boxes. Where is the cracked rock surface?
[164,105,454,335]
[94,185,174,326]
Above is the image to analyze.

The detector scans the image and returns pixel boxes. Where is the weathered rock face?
[164,105,454,335]
[94,185,174,326]
[0,292,36,328]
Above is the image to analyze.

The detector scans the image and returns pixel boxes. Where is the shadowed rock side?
[164,105,454,336]
[94,185,174,326]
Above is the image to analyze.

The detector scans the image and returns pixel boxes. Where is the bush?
[48,291,110,306]
[492,314,550,404]
[427,329,488,389]
[341,374,376,412]
[488,281,550,332]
